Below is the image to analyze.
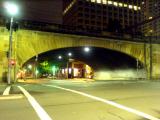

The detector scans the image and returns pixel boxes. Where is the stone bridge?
[0,27,160,81]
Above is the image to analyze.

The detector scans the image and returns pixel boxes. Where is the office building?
[141,0,160,36]
[63,0,143,34]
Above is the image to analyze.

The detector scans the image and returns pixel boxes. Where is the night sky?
[1,0,63,24]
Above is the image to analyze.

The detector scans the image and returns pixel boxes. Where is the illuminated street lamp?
[68,52,72,57]
[28,64,32,70]
[4,2,19,84]
[57,53,73,79]
[58,55,62,60]
[84,47,90,52]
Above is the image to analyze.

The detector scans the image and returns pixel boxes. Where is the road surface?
[0,79,160,120]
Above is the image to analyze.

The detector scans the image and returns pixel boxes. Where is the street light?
[68,52,72,57]
[58,55,62,60]
[57,53,73,79]
[4,2,19,84]
[84,47,90,52]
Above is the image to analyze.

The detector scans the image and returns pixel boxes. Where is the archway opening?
[19,47,145,80]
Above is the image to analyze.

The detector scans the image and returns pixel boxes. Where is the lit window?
[149,29,153,33]
[128,5,133,9]
[96,0,101,3]
[149,16,153,20]
[124,4,127,7]
[91,0,96,2]
[108,1,112,5]
[69,68,72,74]
[62,69,65,74]
[102,0,107,4]
[119,3,123,7]
[138,7,141,10]
[134,6,138,10]
[113,2,118,6]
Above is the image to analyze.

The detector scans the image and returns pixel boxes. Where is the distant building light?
[91,0,96,2]
[69,68,72,74]
[134,6,138,11]
[149,16,153,20]
[102,0,107,4]
[119,3,123,7]
[108,1,112,5]
[124,4,127,7]
[97,0,101,4]
[128,5,133,9]
[62,69,65,74]
[73,68,79,77]
[113,2,118,6]
[149,29,153,33]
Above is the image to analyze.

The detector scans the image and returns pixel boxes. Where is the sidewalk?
[17,78,95,84]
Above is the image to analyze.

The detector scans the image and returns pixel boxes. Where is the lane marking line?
[3,86,11,95]
[0,94,24,100]
[45,85,160,120]
[17,86,52,120]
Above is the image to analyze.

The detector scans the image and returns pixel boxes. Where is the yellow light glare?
[113,2,118,6]
[97,0,101,4]
[124,4,127,7]
[138,7,141,10]
[91,0,96,2]
[102,0,107,4]
[128,5,133,9]
[108,1,112,5]
[73,68,79,77]
[149,29,153,33]
[134,6,138,10]
[149,16,153,20]
[119,3,123,7]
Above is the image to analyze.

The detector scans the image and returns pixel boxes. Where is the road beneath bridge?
[0,79,160,120]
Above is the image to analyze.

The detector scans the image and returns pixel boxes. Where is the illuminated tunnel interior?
[23,47,145,80]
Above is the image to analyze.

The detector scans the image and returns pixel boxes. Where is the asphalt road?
[0,80,160,120]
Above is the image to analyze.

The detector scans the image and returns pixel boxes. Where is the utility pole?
[35,54,38,79]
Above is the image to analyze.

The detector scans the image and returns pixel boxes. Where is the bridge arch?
[16,29,145,66]
[2,27,160,80]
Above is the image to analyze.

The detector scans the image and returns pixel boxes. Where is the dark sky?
[1,0,63,24]
[28,47,141,71]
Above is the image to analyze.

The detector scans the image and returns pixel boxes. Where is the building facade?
[63,0,143,34]
[141,0,160,36]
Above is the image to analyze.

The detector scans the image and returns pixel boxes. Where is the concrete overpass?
[0,26,160,82]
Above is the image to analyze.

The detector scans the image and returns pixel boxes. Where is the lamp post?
[67,52,72,79]
[58,53,73,79]
[35,55,38,79]
[4,2,19,84]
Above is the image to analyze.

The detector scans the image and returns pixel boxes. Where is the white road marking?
[3,86,11,95]
[0,94,24,100]
[18,86,52,120]
[45,85,160,120]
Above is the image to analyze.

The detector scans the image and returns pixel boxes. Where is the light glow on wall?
[73,68,79,77]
